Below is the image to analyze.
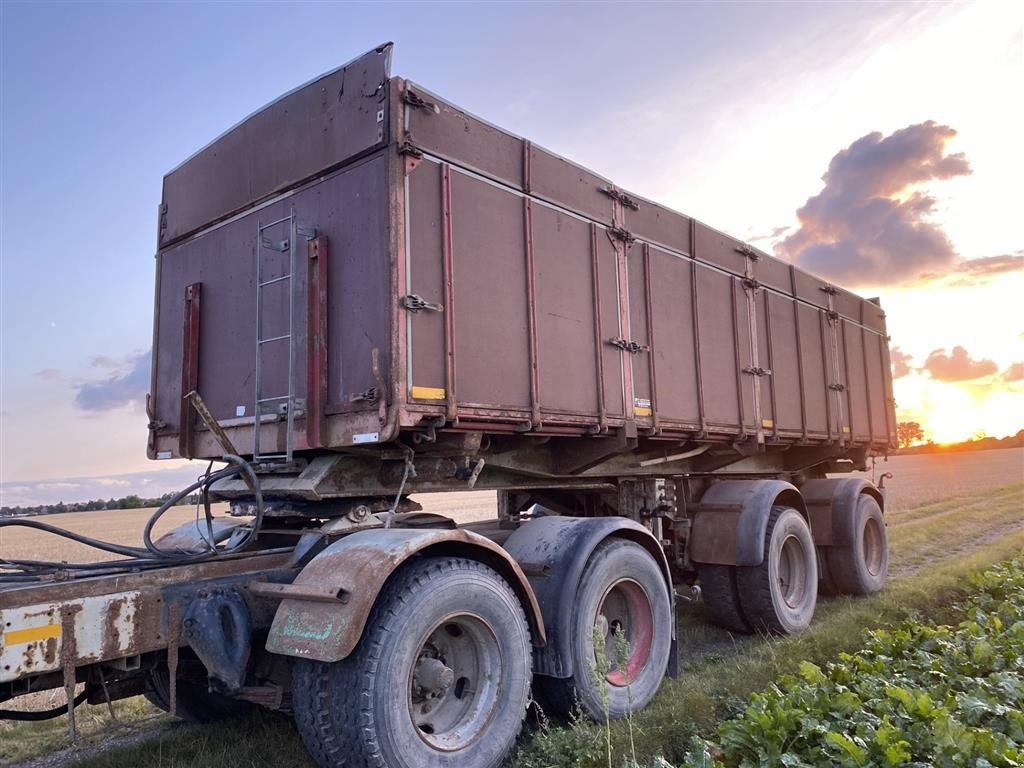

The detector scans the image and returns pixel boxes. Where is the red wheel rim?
[596,579,654,687]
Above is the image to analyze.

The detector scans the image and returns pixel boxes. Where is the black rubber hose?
[0,518,151,558]
[0,689,90,721]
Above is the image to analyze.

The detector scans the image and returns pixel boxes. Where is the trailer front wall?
[152,154,391,457]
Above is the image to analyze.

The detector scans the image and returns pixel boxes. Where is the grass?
[1,484,1021,768]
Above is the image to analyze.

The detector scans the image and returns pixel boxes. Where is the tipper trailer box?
[3,44,896,768]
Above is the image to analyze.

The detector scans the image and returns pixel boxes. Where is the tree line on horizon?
[0,492,201,519]
[896,423,1024,453]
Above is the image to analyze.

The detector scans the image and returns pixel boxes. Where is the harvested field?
[1,449,1021,767]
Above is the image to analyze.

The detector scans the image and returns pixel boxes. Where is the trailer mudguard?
[501,516,673,679]
[798,477,884,548]
[689,479,808,566]
[264,528,545,663]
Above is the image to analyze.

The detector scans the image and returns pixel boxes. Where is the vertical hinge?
[608,337,649,354]
[735,244,759,261]
[741,277,761,291]
[819,284,840,295]
[743,366,773,377]
[828,383,847,391]
[402,294,444,313]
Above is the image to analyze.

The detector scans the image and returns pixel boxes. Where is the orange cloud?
[922,345,998,382]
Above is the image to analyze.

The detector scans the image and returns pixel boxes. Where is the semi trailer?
[1,43,896,768]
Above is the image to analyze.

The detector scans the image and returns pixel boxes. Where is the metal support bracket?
[403,90,437,112]
[398,140,423,158]
[608,337,649,354]
[743,366,773,377]
[402,294,444,313]
[829,382,847,391]
[735,244,759,261]
[607,226,636,245]
[598,185,640,211]
[349,387,379,404]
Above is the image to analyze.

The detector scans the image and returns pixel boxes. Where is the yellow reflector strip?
[762,418,774,429]
[634,407,653,417]
[5,624,61,645]
[411,386,446,400]
[842,426,851,433]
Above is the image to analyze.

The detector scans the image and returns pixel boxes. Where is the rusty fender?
[263,528,546,663]
[798,477,884,548]
[689,479,808,566]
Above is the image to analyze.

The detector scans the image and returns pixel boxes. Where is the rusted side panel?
[843,320,872,441]
[625,197,693,255]
[765,292,803,434]
[532,205,599,414]
[449,169,530,410]
[626,241,653,419]
[528,146,614,224]
[406,87,523,188]
[406,159,446,397]
[646,247,700,427]
[160,46,391,247]
[694,266,743,428]
[797,304,829,436]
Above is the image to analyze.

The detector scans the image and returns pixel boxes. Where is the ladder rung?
[258,275,291,288]
[257,396,289,403]
[259,215,292,230]
[255,454,288,461]
[258,334,291,345]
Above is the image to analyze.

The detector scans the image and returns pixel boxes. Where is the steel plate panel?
[797,304,829,435]
[407,88,523,188]
[407,160,446,393]
[647,248,700,424]
[161,46,391,246]
[449,171,530,408]
[532,205,599,414]
[529,147,613,223]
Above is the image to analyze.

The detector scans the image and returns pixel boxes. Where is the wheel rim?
[407,613,501,752]
[594,578,654,687]
[863,516,884,576]
[777,534,808,609]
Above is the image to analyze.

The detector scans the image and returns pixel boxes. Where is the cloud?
[776,121,971,287]
[890,347,913,378]
[34,368,64,381]
[1001,362,1024,382]
[74,350,151,411]
[90,355,120,368]
[922,345,998,382]
[931,252,1024,287]
[748,225,791,243]
[0,464,205,507]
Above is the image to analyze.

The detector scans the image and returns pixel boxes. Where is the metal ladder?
[253,208,315,464]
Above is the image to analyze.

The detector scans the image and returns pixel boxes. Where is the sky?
[1,1,1022,506]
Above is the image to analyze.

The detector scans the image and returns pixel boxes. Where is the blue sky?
[1,1,1021,504]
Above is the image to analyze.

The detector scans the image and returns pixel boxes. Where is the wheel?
[826,494,888,595]
[697,564,752,633]
[737,506,818,634]
[292,557,532,768]
[537,539,672,721]
[144,666,253,723]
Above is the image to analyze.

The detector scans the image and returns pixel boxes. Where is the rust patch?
[101,596,129,660]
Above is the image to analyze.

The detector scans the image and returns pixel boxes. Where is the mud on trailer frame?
[1,44,895,768]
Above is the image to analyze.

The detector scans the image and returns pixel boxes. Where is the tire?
[292,557,532,768]
[826,494,888,595]
[736,506,817,635]
[537,539,672,721]
[697,564,752,633]
[144,667,253,723]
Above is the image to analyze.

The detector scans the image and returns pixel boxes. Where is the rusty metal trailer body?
[149,43,895,472]
[3,44,896,768]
